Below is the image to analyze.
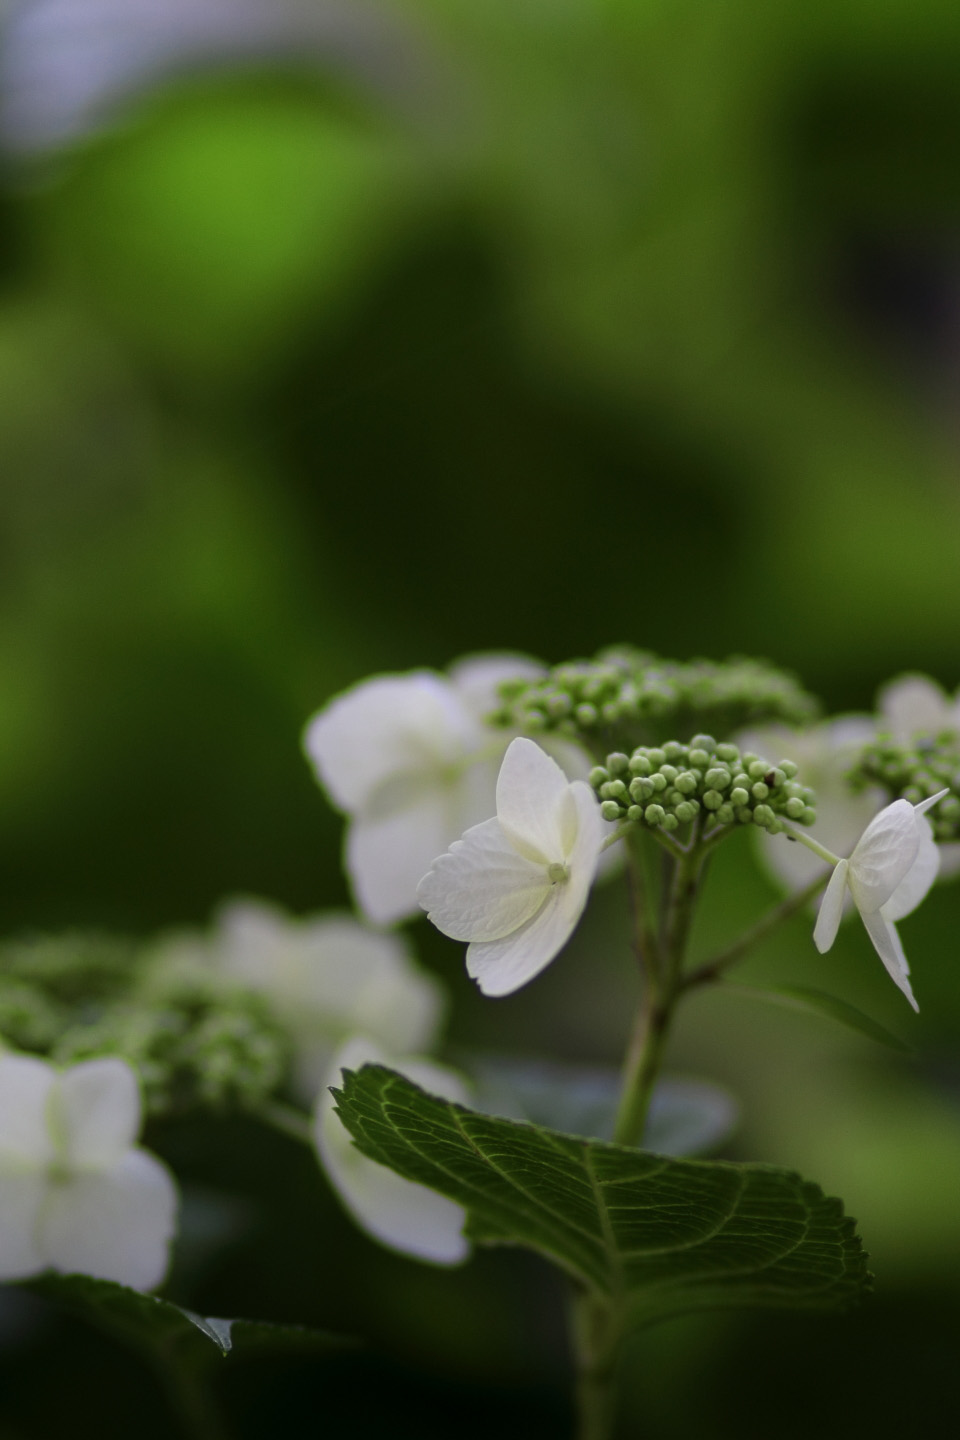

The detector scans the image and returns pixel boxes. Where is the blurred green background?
[2,0,960,1435]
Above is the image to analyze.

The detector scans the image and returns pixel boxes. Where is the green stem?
[781,824,841,866]
[570,1290,622,1440]
[680,870,830,992]
[250,1099,314,1146]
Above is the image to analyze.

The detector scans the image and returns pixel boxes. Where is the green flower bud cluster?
[54,975,291,1118]
[491,647,819,755]
[849,738,960,841]
[590,735,816,835]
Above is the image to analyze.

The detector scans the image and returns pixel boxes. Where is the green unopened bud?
[545,692,573,719]
[629,753,652,777]
[650,773,667,793]
[662,813,679,831]
[647,748,666,766]
[600,800,622,821]
[769,767,786,789]
[627,805,644,821]
[675,771,698,795]
[601,780,628,802]
[802,806,817,825]
[660,764,679,783]
[675,801,696,823]
[644,803,665,826]
[575,703,598,727]
[730,786,749,806]
[716,743,739,763]
[690,733,716,752]
[704,767,730,790]
[589,767,609,788]
[753,804,775,827]
[747,760,768,780]
[716,803,735,824]
[663,741,686,761]
[779,759,799,778]
[703,789,724,810]
[607,752,630,777]
[785,797,805,819]
[751,781,769,800]
[736,806,752,823]
[688,748,711,770]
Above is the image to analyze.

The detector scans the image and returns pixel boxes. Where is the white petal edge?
[847,800,921,912]
[0,1055,57,1166]
[0,1173,46,1279]
[40,1149,179,1291]
[53,1059,142,1170]
[878,674,953,744]
[417,817,549,942]
[347,785,456,925]
[316,1038,469,1265]
[495,738,572,864]
[812,860,849,953]
[447,653,544,718]
[858,909,919,1012]
[881,816,941,922]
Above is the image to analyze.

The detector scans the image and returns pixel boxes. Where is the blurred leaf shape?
[335,1065,870,1328]
[728,984,911,1053]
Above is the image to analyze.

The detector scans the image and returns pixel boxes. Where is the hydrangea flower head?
[813,791,948,1011]
[418,738,606,997]
[0,1055,177,1289]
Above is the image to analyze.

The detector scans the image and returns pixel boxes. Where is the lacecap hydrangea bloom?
[316,1036,470,1265]
[0,1055,177,1289]
[152,898,446,1103]
[303,654,592,925]
[812,791,948,1011]
[418,738,607,997]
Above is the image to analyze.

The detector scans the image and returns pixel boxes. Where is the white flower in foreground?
[315,1036,469,1265]
[813,791,949,1011]
[0,1055,177,1289]
[418,738,607,998]
[151,899,446,1104]
[302,655,592,925]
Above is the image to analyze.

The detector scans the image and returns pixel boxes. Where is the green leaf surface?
[22,1273,352,1368]
[728,983,911,1052]
[335,1065,871,1329]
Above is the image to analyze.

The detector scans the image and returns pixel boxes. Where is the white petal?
[881,817,941,922]
[302,673,478,813]
[0,1056,56,1166]
[53,1059,141,1170]
[447,653,544,718]
[40,1149,179,1291]
[466,884,578,997]
[495,738,572,864]
[848,800,922,912]
[417,817,549,942]
[812,860,849,953]
[316,1038,469,1265]
[347,785,457,925]
[915,788,950,816]
[859,909,919,1012]
[0,1173,46,1279]
[879,674,954,743]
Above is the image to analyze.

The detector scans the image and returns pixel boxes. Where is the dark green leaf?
[335,1065,871,1329]
[727,984,911,1052]
[23,1273,353,1367]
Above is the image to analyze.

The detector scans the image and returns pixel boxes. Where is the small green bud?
[716,743,739,762]
[751,781,769,800]
[575,703,598,727]
[627,805,644,821]
[644,803,665,826]
[690,733,716,752]
[628,753,652,777]
[601,779,628,802]
[601,702,620,724]
[769,767,786,789]
[667,788,684,806]
[704,767,730,790]
[732,773,750,790]
[607,752,630,777]
[785,796,805,819]
[675,801,696,823]
[736,806,752,823]
[662,813,679,831]
[659,764,679,783]
[802,806,817,825]
[589,767,609,788]
[703,790,724,810]
[748,760,768,780]
[675,771,698,794]
[545,692,573,718]
[647,748,666,766]
[688,748,711,770]
[730,786,749,806]
[779,759,798,778]
[650,773,667,793]
[753,804,775,827]
[663,741,686,761]
[716,803,735,824]
[601,800,622,822]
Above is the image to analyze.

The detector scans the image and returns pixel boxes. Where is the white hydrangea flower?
[417,738,607,998]
[303,655,592,925]
[739,718,884,900]
[153,899,446,1103]
[0,1055,178,1290]
[878,674,960,743]
[813,791,949,1011]
[315,1035,469,1265]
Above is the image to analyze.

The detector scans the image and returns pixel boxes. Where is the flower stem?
[569,1291,622,1440]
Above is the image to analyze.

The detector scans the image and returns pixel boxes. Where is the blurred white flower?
[0,1055,177,1290]
[877,674,960,743]
[303,655,592,925]
[418,738,606,997]
[813,791,948,1011]
[315,1035,469,1265]
[156,899,446,1103]
[739,718,883,901]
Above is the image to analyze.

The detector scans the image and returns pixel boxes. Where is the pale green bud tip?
[547,861,569,883]
[600,800,622,822]
[644,803,666,826]
[589,766,609,787]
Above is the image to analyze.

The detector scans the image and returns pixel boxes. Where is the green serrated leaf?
[727,984,911,1052]
[334,1065,871,1329]
[21,1273,353,1367]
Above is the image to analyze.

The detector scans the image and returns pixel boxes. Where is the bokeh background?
[2,0,960,1435]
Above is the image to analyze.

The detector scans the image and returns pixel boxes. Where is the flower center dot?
[547,862,569,884]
